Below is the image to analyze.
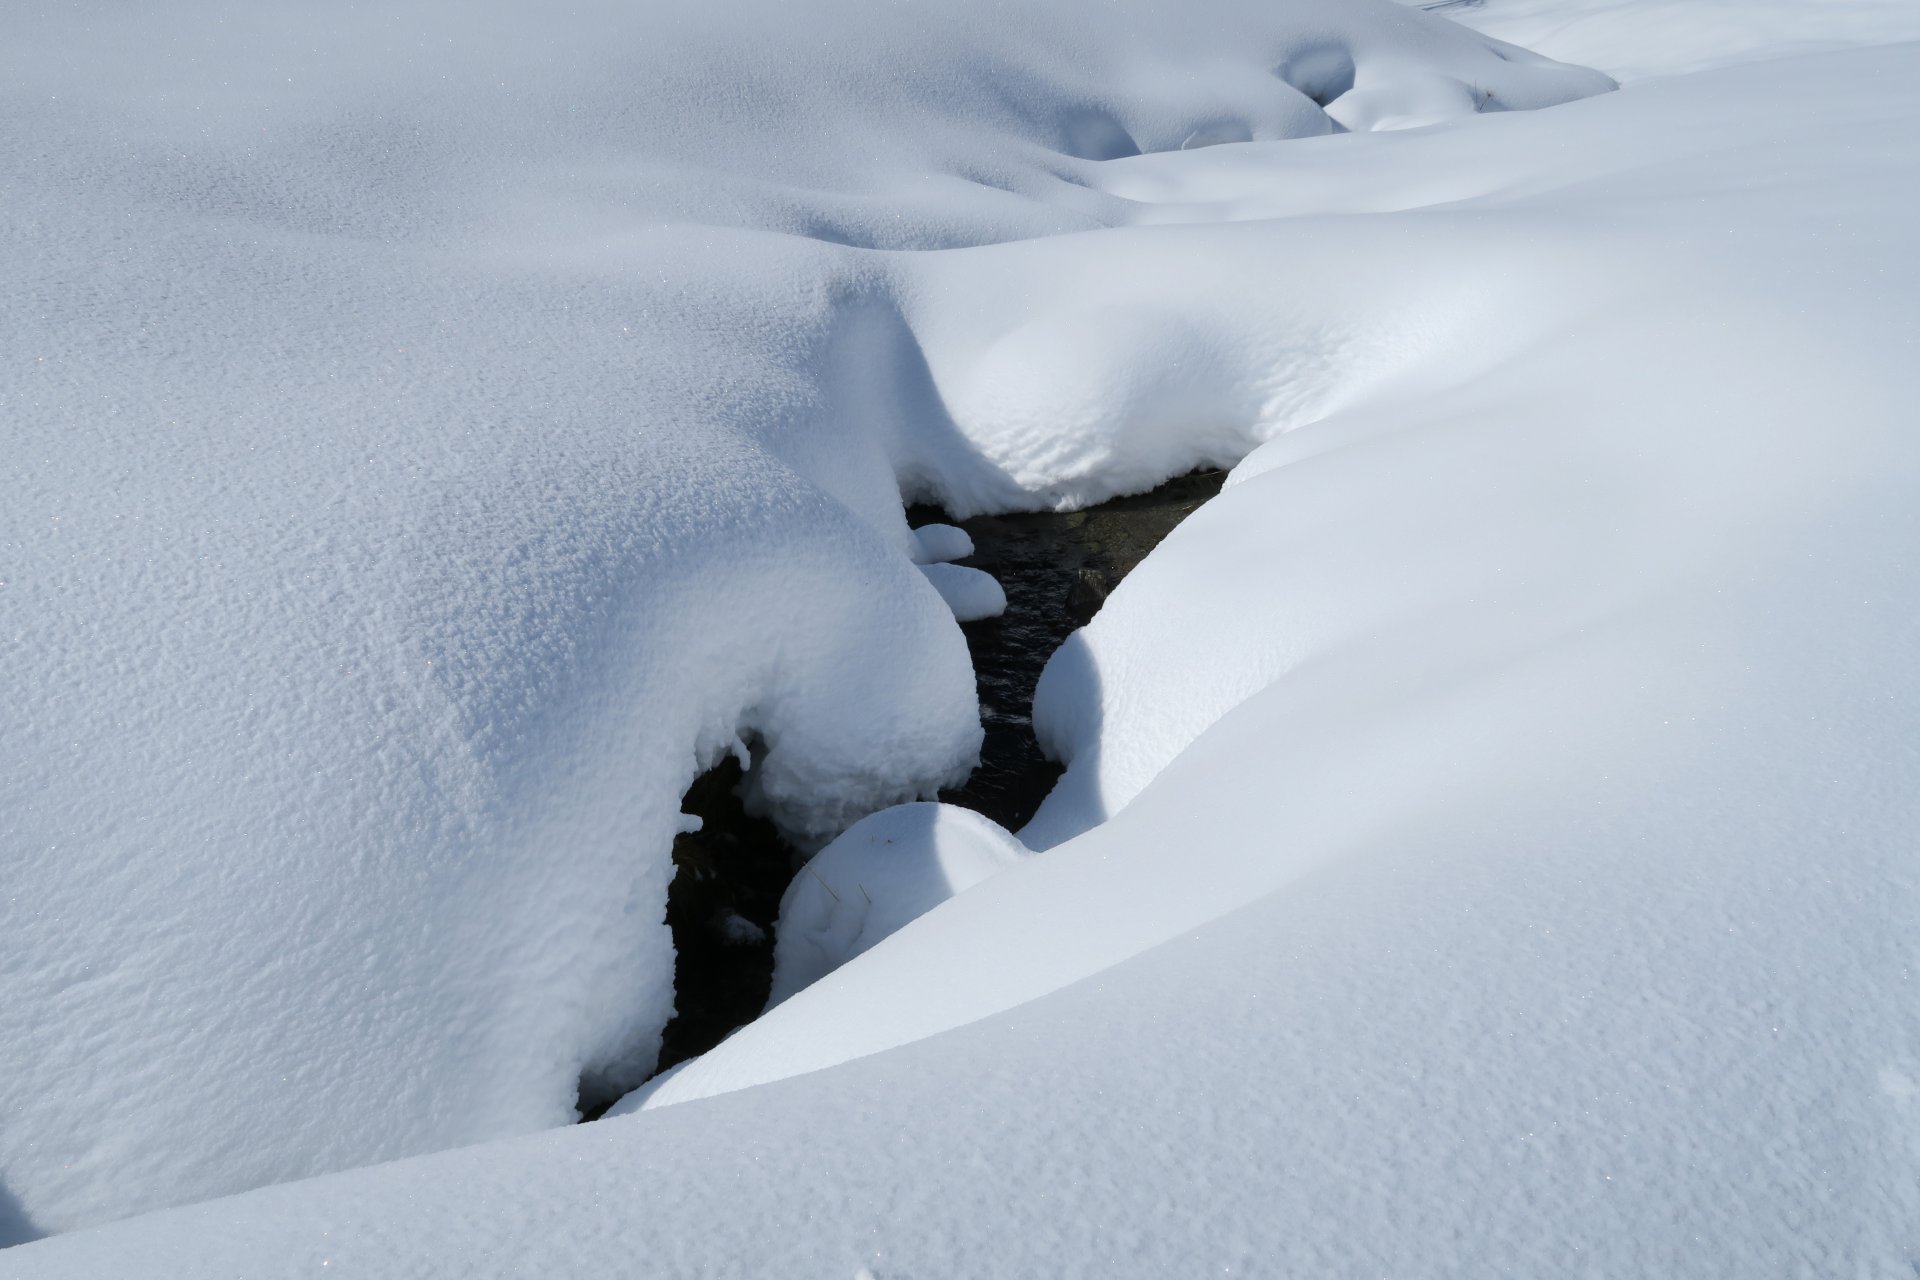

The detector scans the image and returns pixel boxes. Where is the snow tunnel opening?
[575,748,800,1122]
[656,751,800,1069]
[1274,46,1358,109]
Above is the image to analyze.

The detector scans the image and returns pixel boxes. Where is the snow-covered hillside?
[7,0,1920,1272]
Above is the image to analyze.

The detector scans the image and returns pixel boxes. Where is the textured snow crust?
[0,0,1610,1241]
[18,13,1911,1277]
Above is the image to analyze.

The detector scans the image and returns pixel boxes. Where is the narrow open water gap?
[910,467,1227,830]
[580,467,1228,1119]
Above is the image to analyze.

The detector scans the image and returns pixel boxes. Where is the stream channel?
[584,467,1228,1117]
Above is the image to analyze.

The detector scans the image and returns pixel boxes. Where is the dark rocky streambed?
[910,467,1227,831]
[586,467,1228,1116]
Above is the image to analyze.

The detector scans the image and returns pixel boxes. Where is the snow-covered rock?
[908,523,976,566]
[917,562,1009,622]
[767,803,1028,1007]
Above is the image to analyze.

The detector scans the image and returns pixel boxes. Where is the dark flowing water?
[585,467,1228,1115]
[911,467,1226,831]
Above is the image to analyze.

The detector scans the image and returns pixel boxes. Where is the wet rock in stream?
[598,467,1228,1117]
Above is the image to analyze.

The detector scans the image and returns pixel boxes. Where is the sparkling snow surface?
[0,0,1607,1238]
[7,0,1920,1273]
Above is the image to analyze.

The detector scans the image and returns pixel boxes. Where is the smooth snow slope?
[0,0,1608,1241]
[10,4,1920,1277]
[1442,0,1920,81]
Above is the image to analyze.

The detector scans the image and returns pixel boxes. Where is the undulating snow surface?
[1438,0,1920,81]
[0,0,1607,1242]
[8,0,1919,1273]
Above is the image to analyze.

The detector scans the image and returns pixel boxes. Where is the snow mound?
[766,803,1029,1008]
[918,562,1009,622]
[909,523,975,565]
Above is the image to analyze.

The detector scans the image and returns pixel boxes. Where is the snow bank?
[15,1,1920,1275]
[0,0,1610,1240]
[182,29,1920,1278]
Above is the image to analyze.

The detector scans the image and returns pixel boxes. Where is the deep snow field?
[6,0,1920,1273]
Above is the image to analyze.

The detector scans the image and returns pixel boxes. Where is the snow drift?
[7,8,1904,1275]
[21,0,1920,1273]
[0,0,1610,1240]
